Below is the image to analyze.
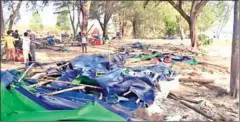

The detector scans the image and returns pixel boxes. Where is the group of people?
[3,29,36,64]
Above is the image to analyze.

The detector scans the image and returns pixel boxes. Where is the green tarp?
[1,83,126,121]
[134,52,161,60]
[71,76,99,86]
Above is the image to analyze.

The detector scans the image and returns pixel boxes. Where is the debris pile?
[1,53,177,121]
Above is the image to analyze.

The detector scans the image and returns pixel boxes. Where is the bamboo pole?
[47,86,85,96]
[18,63,35,82]
[30,79,102,89]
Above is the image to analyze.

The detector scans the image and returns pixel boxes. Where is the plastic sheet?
[1,53,178,121]
[0,82,129,121]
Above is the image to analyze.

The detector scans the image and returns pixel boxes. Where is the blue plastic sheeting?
[0,72,133,120]
[0,69,24,86]
[71,55,114,71]
[95,69,155,106]
[160,53,192,62]
[37,94,86,110]
[130,65,176,81]
[1,54,177,120]
[42,64,174,109]
[49,69,83,89]
[131,42,149,50]
[47,38,55,45]
[0,71,14,88]
[70,54,134,71]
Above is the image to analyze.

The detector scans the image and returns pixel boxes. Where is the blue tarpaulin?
[1,53,177,120]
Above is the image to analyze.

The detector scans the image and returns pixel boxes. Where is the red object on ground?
[152,58,159,64]
[163,57,172,63]
[94,39,102,45]
[15,49,24,62]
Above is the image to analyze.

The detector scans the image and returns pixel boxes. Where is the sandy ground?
[1,39,238,121]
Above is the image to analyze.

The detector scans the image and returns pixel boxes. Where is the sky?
[3,1,234,37]
[18,2,57,26]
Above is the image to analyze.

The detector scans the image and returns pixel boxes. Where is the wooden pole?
[47,86,85,96]
[18,63,35,82]
[30,79,102,89]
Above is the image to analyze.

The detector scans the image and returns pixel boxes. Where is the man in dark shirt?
[27,30,36,62]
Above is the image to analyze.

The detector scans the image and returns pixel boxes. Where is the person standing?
[77,32,82,42]
[27,30,36,62]
[81,32,88,53]
[4,30,15,62]
[22,32,31,64]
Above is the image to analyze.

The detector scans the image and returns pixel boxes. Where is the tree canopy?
[29,11,43,32]
[56,8,71,31]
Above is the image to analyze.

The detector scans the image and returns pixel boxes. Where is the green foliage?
[105,1,232,39]
[198,34,213,46]
[197,1,232,32]
[29,11,43,32]
[56,8,71,31]
[163,16,179,37]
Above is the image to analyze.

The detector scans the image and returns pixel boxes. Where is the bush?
[198,34,213,46]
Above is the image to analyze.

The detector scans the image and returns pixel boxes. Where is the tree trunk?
[102,13,111,38]
[132,20,137,39]
[168,1,208,50]
[177,16,184,40]
[230,0,239,99]
[121,11,126,38]
[67,4,77,36]
[103,22,108,38]
[189,16,198,50]
[80,1,91,33]
[77,2,81,33]
[8,1,22,31]
[0,1,4,37]
[179,26,184,40]
[119,13,122,36]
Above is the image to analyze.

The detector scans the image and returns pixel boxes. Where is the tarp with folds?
[0,83,126,121]
[70,54,131,71]
[159,53,198,65]
[95,69,155,106]
[0,53,177,121]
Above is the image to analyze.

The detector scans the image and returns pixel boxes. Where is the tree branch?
[168,0,190,22]
[144,0,150,8]
[97,17,104,30]
[179,0,182,9]
[195,1,208,16]
[190,1,197,17]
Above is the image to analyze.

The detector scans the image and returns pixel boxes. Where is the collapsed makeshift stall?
[1,53,177,121]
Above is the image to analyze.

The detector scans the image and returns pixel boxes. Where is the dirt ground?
[1,39,238,121]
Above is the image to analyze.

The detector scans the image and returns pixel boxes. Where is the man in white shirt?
[81,32,88,53]
[22,32,31,64]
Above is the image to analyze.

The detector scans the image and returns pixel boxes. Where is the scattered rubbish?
[131,42,150,50]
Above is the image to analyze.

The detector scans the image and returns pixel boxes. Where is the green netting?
[72,76,99,86]
[0,83,126,121]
